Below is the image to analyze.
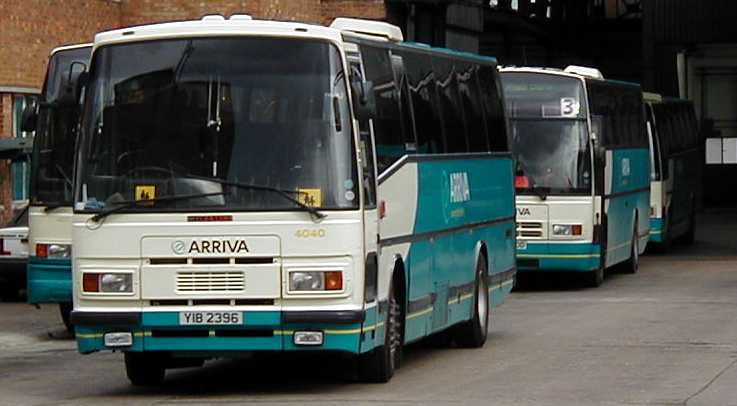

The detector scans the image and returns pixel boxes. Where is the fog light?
[293,331,323,346]
[104,332,133,347]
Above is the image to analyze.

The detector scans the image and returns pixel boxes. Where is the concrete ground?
[0,210,735,406]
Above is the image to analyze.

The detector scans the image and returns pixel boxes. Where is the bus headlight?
[83,273,133,293]
[552,224,583,236]
[289,271,343,292]
[36,243,72,259]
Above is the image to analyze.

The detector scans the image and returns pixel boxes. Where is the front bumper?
[516,242,601,272]
[26,257,72,304]
[72,308,381,355]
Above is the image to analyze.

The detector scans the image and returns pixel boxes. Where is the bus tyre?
[587,267,604,288]
[59,302,73,333]
[358,280,403,383]
[624,227,640,274]
[453,256,489,348]
[125,352,166,386]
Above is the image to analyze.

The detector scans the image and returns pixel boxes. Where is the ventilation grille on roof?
[564,65,604,79]
[330,18,403,42]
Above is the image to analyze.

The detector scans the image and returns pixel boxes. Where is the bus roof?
[400,42,497,64]
[92,16,498,66]
[50,43,92,56]
[92,15,346,50]
[500,66,642,89]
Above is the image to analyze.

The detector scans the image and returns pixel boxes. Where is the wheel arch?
[474,240,490,276]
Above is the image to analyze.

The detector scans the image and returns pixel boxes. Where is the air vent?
[564,65,604,79]
[201,15,226,22]
[176,271,244,293]
[330,18,404,42]
[230,14,253,21]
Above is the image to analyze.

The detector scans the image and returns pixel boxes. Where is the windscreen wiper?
[89,191,226,223]
[184,174,327,222]
[43,202,70,212]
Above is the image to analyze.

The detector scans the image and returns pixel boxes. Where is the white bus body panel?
[29,206,73,251]
[73,211,365,312]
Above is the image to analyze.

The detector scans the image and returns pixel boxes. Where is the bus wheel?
[125,352,166,386]
[586,267,605,288]
[358,279,403,383]
[453,256,489,348]
[59,302,73,333]
[624,227,640,274]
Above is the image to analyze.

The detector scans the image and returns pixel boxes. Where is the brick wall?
[122,0,325,25]
[121,0,384,27]
[0,0,386,90]
[0,0,123,90]
[321,0,386,26]
[0,94,13,223]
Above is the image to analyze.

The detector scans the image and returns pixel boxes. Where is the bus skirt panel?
[516,242,602,272]
[74,309,384,355]
[649,217,665,243]
[27,257,73,304]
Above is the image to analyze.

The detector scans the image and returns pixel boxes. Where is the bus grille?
[516,222,543,238]
[176,272,245,293]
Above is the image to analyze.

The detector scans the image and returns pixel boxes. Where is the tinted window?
[587,81,646,148]
[458,61,488,152]
[479,66,508,152]
[396,50,442,154]
[433,56,467,153]
[361,45,406,174]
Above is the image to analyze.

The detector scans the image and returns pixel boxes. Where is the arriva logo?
[171,240,186,255]
[450,172,471,203]
[517,207,531,216]
[171,239,250,255]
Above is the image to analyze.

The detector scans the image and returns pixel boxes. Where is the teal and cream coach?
[70,16,516,385]
[26,43,91,331]
[501,67,650,287]
[643,93,700,249]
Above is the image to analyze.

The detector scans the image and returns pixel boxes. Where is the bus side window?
[360,45,405,174]
[433,56,467,153]
[479,66,508,152]
[459,62,489,152]
[396,50,442,154]
[391,53,418,154]
[349,60,377,209]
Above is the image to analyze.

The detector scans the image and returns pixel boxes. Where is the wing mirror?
[20,103,37,133]
[351,80,376,122]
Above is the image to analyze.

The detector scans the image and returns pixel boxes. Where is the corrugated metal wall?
[644,0,737,95]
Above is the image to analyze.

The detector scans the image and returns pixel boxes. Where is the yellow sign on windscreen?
[298,188,322,208]
[135,185,156,205]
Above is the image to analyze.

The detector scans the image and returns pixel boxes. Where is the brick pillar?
[0,93,13,224]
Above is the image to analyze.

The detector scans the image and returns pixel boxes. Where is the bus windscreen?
[77,38,358,213]
[502,72,592,195]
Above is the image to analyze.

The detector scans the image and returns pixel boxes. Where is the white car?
[0,206,28,299]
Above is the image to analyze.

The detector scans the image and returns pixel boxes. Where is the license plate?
[516,240,528,250]
[179,311,243,326]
